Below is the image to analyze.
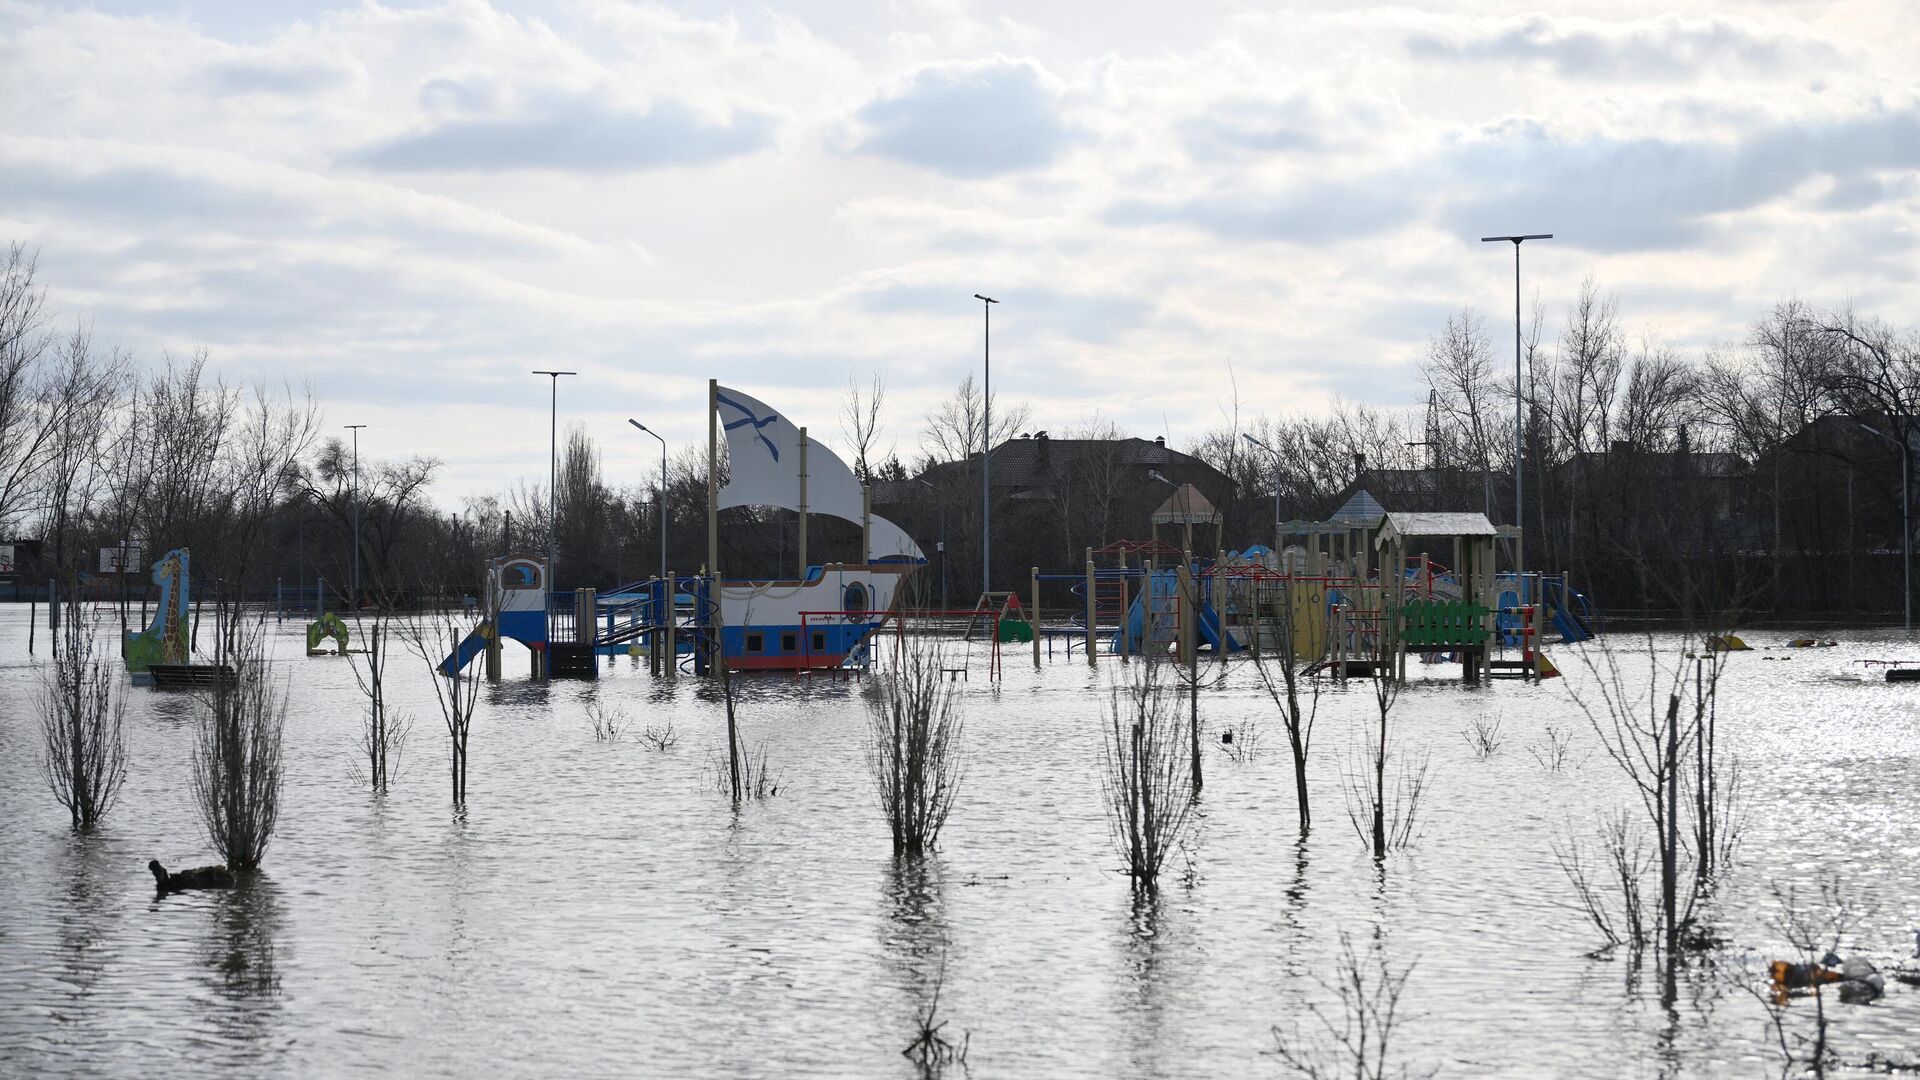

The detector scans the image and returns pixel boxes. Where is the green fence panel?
[1398,599,1489,647]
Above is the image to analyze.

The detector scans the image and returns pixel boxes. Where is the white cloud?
[0,0,1914,504]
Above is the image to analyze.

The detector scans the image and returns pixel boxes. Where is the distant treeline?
[5,239,1916,616]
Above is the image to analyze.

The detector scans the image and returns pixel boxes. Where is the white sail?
[714,385,924,561]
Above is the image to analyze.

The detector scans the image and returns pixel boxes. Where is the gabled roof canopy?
[1151,483,1217,524]
[1376,511,1497,548]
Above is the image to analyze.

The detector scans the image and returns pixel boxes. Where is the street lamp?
[532,370,577,583]
[628,419,668,588]
[1148,468,1192,553]
[1242,433,1283,551]
[975,293,998,594]
[1860,421,1912,631]
[344,424,365,607]
[1481,233,1552,555]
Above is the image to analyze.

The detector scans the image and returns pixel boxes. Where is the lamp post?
[532,370,577,584]
[1242,433,1283,550]
[344,424,365,607]
[975,293,997,594]
[1860,421,1912,631]
[628,419,668,588]
[1481,233,1552,554]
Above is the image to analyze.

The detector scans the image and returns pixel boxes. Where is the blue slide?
[439,620,494,676]
[1114,570,1244,654]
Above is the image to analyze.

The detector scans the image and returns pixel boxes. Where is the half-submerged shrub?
[866,632,965,855]
[40,597,128,828]
[1100,656,1194,886]
[191,621,286,870]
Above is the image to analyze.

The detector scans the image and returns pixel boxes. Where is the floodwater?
[1,606,1917,1078]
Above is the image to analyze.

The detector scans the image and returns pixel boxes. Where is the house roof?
[916,435,1227,491]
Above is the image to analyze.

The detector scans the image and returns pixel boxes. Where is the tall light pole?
[1860,421,1912,631]
[1242,433,1283,551]
[344,424,365,606]
[1481,233,1551,557]
[628,419,667,588]
[974,293,998,594]
[532,370,577,583]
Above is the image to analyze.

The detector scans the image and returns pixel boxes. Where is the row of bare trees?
[1173,283,1920,613]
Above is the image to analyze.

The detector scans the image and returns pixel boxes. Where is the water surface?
[2,609,1917,1077]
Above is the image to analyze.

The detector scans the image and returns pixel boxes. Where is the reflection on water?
[54,833,116,1004]
[198,875,285,1043]
[882,856,954,1075]
[1,610,1918,1077]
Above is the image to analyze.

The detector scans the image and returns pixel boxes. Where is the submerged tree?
[348,610,408,793]
[400,607,480,805]
[866,627,965,855]
[39,594,128,828]
[1250,578,1321,834]
[1561,609,1746,982]
[1342,668,1429,859]
[191,620,286,869]
[1099,657,1195,887]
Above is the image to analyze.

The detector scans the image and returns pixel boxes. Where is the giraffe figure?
[124,548,190,678]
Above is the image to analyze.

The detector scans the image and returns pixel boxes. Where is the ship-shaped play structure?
[440,382,922,678]
[701,382,922,671]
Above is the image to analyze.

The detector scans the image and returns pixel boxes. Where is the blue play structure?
[440,556,551,676]
[1112,568,1245,655]
[1490,574,1595,646]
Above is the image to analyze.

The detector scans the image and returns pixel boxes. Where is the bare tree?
[39,595,128,828]
[1099,656,1195,886]
[866,625,965,854]
[843,372,890,483]
[1425,307,1502,512]
[399,607,481,805]
[1553,277,1626,457]
[348,611,408,793]
[0,242,58,533]
[1561,620,1743,980]
[1342,670,1430,857]
[36,324,122,575]
[921,373,1030,463]
[191,620,286,870]
[1250,578,1321,834]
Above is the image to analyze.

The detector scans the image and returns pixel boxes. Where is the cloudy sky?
[2,0,1914,502]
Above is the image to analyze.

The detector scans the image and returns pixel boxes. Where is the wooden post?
[1530,577,1545,683]
[862,484,872,565]
[706,379,722,679]
[1334,603,1347,682]
[1176,559,1196,667]
[1031,566,1042,668]
[662,570,675,678]
[576,588,596,644]
[1085,547,1097,666]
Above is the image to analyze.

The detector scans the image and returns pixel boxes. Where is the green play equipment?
[995,616,1035,644]
[1396,599,1490,648]
[307,612,350,655]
